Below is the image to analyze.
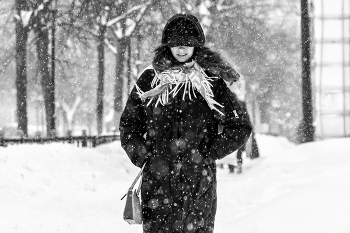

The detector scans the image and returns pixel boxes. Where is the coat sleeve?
[207,78,253,160]
[119,69,153,167]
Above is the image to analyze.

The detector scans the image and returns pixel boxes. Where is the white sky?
[1,134,350,233]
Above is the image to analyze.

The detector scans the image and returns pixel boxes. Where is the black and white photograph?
[0,1,349,232]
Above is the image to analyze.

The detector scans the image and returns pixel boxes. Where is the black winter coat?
[120,67,252,233]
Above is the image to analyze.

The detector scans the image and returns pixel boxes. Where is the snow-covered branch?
[113,0,153,38]
[60,96,82,130]
[134,1,151,22]
[106,1,152,27]
[104,38,117,54]
[125,18,136,37]
[14,10,33,27]
[0,49,15,74]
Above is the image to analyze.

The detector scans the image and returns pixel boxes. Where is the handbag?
[121,163,146,225]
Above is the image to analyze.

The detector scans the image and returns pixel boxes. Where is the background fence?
[0,133,120,148]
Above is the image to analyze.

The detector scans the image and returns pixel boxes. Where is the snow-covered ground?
[1,134,349,233]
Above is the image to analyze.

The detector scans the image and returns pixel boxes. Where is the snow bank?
[0,142,141,233]
[254,133,295,156]
[230,185,350,233]
[219,133,295,165]
[227,138,350,233]
[0,136,349,233]
[0,142,138,198]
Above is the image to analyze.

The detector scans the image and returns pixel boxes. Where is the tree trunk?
[114,36,128,128]
[126,37,132,93]
[36,25,56,137]
[136,33,142,75]
[15,0,29,137]
[301,0,314,142]
[96,25,106,135]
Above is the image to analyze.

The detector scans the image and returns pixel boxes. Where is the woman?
[120,13,252,233]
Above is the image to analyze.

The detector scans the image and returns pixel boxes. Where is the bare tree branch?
[106,2,150,27]
[0,48,15,74]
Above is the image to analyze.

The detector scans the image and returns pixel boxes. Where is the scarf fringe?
[136,61,224,115]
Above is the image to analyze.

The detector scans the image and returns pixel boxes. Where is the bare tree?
[108,0,154,129]
[31,0,56,137]
[78,0,153,134]
[14,0,30,136]
[78,0,117,135]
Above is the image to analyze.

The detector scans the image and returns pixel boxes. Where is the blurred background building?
[313,0,350,138]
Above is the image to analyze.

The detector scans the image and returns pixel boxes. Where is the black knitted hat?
[162,14,205,47]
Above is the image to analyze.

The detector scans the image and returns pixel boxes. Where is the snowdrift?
[0,135,349,233]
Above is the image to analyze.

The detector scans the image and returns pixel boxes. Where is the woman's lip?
[177,54,187,56]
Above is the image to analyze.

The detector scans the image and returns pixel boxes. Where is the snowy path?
[0,167,258,233]
[1,135,350,233]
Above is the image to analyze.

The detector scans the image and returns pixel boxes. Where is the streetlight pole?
[301,0,315,142]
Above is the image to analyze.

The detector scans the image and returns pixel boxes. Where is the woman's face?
[170,46,194,63]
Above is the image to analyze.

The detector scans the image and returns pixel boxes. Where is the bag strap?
[121,163,146,200]
[128,163,146,191]
[136,174,142,196]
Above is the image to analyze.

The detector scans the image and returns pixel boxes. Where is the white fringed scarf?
[135,61,224,115]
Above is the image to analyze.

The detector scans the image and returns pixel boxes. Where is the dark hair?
[152,45,240,83]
